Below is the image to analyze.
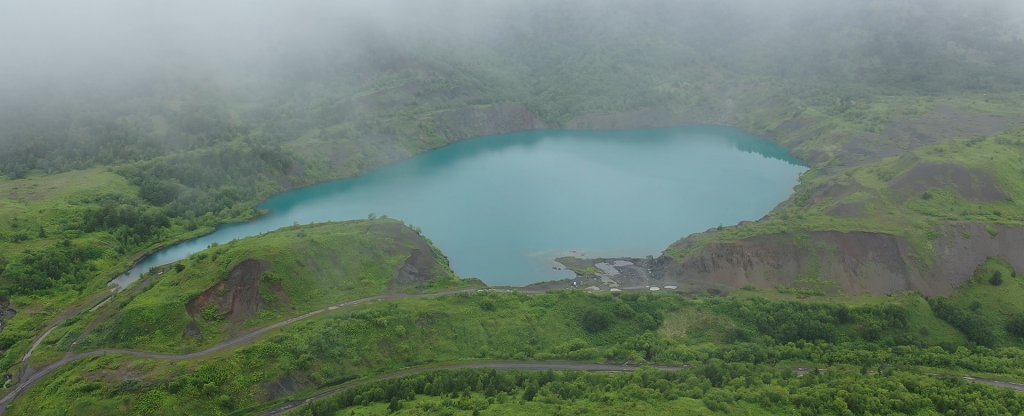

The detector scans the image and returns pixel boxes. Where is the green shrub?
[201,305,223,321]
[990,271,1003,286]
[581,309,613,333]
[1007,314,1024,339]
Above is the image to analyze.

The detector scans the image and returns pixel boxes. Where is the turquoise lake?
[112,127,806,288]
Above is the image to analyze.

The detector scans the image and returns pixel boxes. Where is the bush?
[929,298,996,347]
[201,305,223,321]
[990,271,1003,286]
[580,309,613,333]
[1007,314,1024,339]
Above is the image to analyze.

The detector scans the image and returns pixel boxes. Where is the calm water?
[112,127,805,288]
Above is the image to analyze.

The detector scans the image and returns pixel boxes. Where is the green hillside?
[8,223,1024,414]
[2,1,1024,414]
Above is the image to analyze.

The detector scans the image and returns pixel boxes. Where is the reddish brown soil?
[186,260,278,324]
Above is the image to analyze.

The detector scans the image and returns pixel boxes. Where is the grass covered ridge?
[73,219,471,354]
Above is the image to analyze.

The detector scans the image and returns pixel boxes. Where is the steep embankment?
[663,230,931,295]
[661,225,1024,297]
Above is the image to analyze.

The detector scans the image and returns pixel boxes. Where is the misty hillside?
[3,1,1024,415]
[2,0,1023,177]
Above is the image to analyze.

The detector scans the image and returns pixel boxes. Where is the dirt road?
[0,289,487,414]
[3,287,1023,415]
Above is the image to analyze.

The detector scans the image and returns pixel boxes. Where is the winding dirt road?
[0,289,493,414]
[2,287,1023,415]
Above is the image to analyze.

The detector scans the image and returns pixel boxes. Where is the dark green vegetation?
[9,245,1024,414]
[2,0,1024,414]
[301,367,1023,415]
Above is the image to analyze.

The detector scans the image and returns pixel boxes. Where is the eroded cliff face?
[661,231,933,295]
[932,223,1024,290]
[659,223,1024,297]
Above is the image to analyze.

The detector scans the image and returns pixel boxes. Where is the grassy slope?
[10,292,669,415]
[11,252,1024,415]
[0,169,214,378]
[941,259,1024,345]
[61,220,470,354]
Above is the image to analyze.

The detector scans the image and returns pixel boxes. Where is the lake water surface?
[112,127,806,288]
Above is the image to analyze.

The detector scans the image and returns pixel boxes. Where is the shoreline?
[109,124,804,291]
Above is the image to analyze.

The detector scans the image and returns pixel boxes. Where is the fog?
[1,0,1023,168]
[2,0,1021,91]
[0,0,532,89]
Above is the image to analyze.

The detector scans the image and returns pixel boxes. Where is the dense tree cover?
[1007,314,1024,339]
[0,190,177,298]
[19,289,1024,415]
[929,297,998,347]
[0,240,102,295]
[300,366,1024,416]
[80,194,171,251]
[117,139,298,219]
[707,297,909,345]
[0,84,243,178]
